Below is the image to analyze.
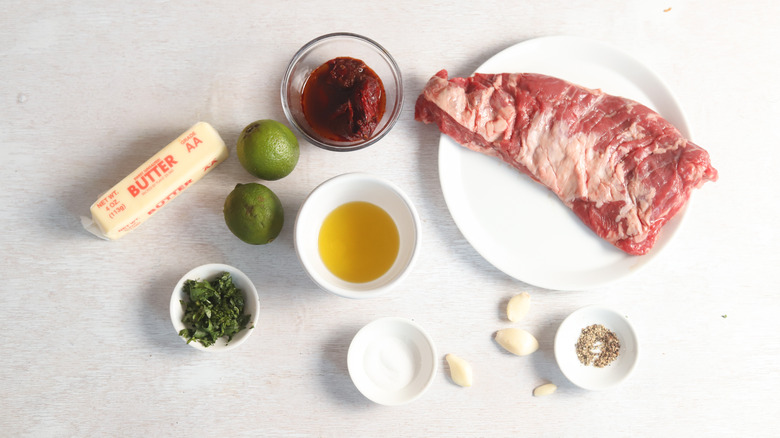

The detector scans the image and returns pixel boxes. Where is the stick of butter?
[82,121,229,240]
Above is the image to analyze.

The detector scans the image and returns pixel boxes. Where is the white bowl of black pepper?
[554,305,638,390]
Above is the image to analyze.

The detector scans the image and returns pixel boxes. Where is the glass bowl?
[281,32,404,152]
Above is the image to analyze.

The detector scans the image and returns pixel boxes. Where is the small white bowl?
[554,305,639,390]
[347,317,437,406]
[170,263,260,352]
[294,173,422,299]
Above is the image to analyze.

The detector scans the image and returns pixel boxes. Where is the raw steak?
[415,70,718,255]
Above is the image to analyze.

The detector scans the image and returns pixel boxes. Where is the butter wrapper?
[82,121,228,240]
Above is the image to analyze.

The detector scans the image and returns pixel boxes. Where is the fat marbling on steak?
[415,70,718,255]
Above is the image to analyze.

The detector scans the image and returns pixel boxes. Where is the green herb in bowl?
[178,272,252,348]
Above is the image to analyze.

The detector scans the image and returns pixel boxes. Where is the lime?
[236,119,300,181]
[223,183,284,245]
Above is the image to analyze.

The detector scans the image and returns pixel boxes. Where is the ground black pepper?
[575,324,620,367]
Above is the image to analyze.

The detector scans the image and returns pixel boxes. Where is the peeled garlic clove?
[533,383,557,397]
[445,354,473,387]
[507,292,531,322]
[494,328,539,356]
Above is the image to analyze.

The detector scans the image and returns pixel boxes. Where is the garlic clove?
[506,292,531,322]
[445,354,473,387]
[533,383,557,396]
[494,328,539,356]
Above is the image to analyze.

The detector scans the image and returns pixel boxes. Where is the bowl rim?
[280,32,404,152]
[553,305,639,390]
[347,316,438,406]
[169,263,260,352]
[293,172,422,299]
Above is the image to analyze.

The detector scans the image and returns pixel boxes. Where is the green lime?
[236,119,300,181]
[223,183,284,245]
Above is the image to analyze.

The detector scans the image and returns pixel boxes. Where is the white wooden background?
[2,1,778,436]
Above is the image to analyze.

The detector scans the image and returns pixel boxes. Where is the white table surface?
[2,1,779,436]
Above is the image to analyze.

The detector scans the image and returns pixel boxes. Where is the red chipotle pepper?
[301,57,386,142]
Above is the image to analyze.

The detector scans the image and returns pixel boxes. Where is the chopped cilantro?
[178,272,252,347]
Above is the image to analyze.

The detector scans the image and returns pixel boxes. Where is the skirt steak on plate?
[415,70,718,255]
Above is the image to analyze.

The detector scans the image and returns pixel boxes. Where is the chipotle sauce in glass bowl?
[302,57,386,142]
[282,33,403,152]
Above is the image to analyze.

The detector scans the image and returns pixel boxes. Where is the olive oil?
[318,201,399,283]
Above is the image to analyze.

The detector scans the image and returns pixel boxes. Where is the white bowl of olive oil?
[294,173,421,299]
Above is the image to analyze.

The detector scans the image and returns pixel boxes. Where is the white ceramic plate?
[438,35,691,290]
[554,305,639,390]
